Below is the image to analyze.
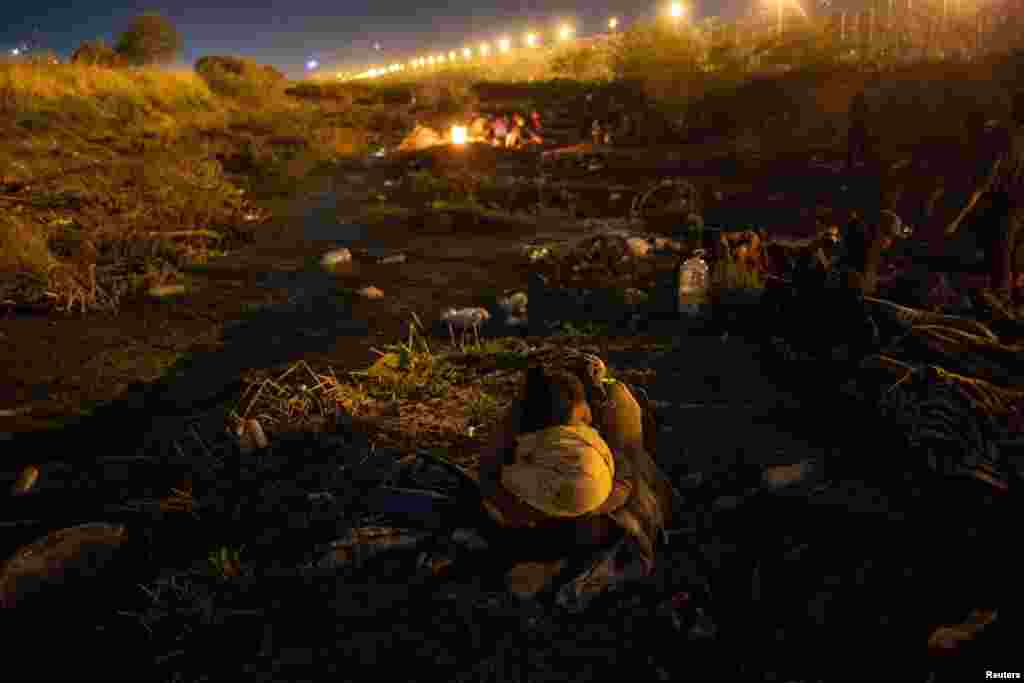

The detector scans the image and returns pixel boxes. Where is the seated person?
[476,366,635,549]
[505,124,522,150]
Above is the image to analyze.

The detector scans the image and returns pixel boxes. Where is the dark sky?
[2,1,834,75]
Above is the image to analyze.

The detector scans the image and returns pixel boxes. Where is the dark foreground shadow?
[4,262,369,469]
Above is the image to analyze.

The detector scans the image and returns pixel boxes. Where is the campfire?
[450,125,467,146]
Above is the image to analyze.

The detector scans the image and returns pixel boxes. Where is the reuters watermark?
[986,672,1021,680]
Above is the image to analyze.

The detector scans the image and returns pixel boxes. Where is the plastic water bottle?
[677,248,709,316]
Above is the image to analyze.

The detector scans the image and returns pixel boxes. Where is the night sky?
[2,0,836,74]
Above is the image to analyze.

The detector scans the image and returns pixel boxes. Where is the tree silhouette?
[115,13,183,66]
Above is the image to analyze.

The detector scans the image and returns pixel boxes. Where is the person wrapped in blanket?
[475,358,678,589]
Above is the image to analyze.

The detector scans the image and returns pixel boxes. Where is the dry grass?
[0,60,382,314]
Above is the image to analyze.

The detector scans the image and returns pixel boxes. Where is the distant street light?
[306,59,319,71]
[525,32,538,47]
[559,25,574,41]
[11,48,20,56]
[463,47,472,58]
[480,42,491,56]
[670,2,684,19]
[448,50,456,60]
[498,37,511,52]
[609,17,619,31]
[428,56,436,65]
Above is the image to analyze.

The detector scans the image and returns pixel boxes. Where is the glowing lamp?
[451,126,467,146]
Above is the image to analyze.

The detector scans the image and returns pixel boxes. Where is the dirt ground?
[1,141,1016,681]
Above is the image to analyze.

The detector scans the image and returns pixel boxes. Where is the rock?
[320,248,353,268]
[0,523,127,609]
[378,253,407,265]
[653,237,683,252]
[147,284,186,298]
[625,237,652,258]
[356,286,384,299]
[497,292,528,317]
[762,461,815,490]
[622,288,649,308]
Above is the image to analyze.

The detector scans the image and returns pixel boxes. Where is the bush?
[549,43,612,81]
[71,40,122,67]
[115,13,183,66]
[195,55,286,99]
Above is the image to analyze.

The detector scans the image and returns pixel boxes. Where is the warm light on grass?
[451,125,467,145]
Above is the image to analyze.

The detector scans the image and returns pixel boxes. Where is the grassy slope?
[0,61,378,312]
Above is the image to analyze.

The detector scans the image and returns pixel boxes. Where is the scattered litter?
[356,286,385,299]
[317,527,433,570]
[234,418,269,455]
[320,248,353,268]
[10,465,39,496]
[147,284,186,299]
[524,245,551,262]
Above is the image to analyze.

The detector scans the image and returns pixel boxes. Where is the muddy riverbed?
[0,142,972,450]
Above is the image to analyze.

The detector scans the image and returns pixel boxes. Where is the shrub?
[71,39,123,67]
[195,55,286,99]
[549,43,613,81]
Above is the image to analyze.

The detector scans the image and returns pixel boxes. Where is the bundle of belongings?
[472,351,681,611]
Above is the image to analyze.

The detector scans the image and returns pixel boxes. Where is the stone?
[625,237,652,258]
[0,522,128,609]
[622,288,649,308]
[356,286,384,299]
[147,284,186,298]
[497,292,528,317]
[320,248,352,268]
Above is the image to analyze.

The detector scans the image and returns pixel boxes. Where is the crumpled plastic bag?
[440,307,491,331]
